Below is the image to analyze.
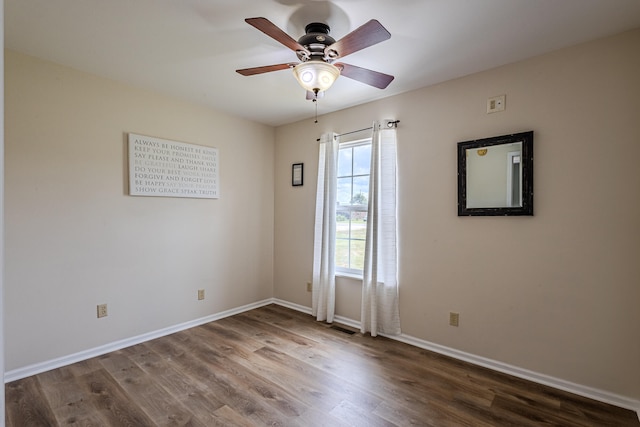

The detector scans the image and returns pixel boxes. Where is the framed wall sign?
[128,133,219,199]
[292,163,303,186]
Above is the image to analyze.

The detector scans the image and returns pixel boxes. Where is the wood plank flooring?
[5,304,639,426]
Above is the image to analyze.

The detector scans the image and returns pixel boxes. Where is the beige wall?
[1,1,5,419]
[274,29,640,400]
[4,51,275,370]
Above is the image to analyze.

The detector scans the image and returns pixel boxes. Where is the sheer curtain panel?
[312,133,338,322]
[361,123,401,336]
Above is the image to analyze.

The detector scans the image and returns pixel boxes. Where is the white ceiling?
[6,0,640,127]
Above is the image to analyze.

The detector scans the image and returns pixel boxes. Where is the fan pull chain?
[314,98,318,123]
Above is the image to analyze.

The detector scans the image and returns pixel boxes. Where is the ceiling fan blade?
[236,63,296,76]
[327,20,391,59]
[335,63,394,89]
[245,17,308,53]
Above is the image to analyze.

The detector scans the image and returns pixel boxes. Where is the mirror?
[458,131,533,216]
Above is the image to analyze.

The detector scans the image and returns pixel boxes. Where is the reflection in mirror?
[466,142,522,208]
[458,131,533,216]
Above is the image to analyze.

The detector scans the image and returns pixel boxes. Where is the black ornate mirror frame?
[457,131,534,216]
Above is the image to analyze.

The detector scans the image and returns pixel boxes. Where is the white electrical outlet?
[97,304,108,318]
[307,282,312,292]
[449,312,459,327]
[198,289,205,300]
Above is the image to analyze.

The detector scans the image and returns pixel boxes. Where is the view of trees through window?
[336,140,371,273]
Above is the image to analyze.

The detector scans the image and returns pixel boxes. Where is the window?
[335,139,371,275]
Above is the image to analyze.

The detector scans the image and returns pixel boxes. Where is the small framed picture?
[292,163,303,186]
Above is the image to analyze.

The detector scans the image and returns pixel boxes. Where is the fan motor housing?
[297,22,336,61]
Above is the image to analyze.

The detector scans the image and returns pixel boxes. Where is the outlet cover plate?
[449,312,459,327]
[97,304,108,318]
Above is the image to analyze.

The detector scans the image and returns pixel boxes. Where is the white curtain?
[311,132,338,322]
[361,123,401,336]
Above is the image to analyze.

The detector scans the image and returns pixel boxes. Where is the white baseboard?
[4,298,274,383]
[271,299,640,420]
[5,298,639,420]
[390,334,640,418]
[272,298,312,315]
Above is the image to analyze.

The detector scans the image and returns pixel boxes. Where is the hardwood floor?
[5,304,639,426]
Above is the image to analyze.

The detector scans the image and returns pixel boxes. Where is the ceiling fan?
[236,17,394,99]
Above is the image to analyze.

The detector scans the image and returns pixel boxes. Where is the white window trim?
[339,138,371,149]
[336,270,364,280]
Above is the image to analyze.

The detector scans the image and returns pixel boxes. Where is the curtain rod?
[316,120,400,141]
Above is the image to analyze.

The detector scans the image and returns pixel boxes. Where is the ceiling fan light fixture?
[292,61,340,93]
